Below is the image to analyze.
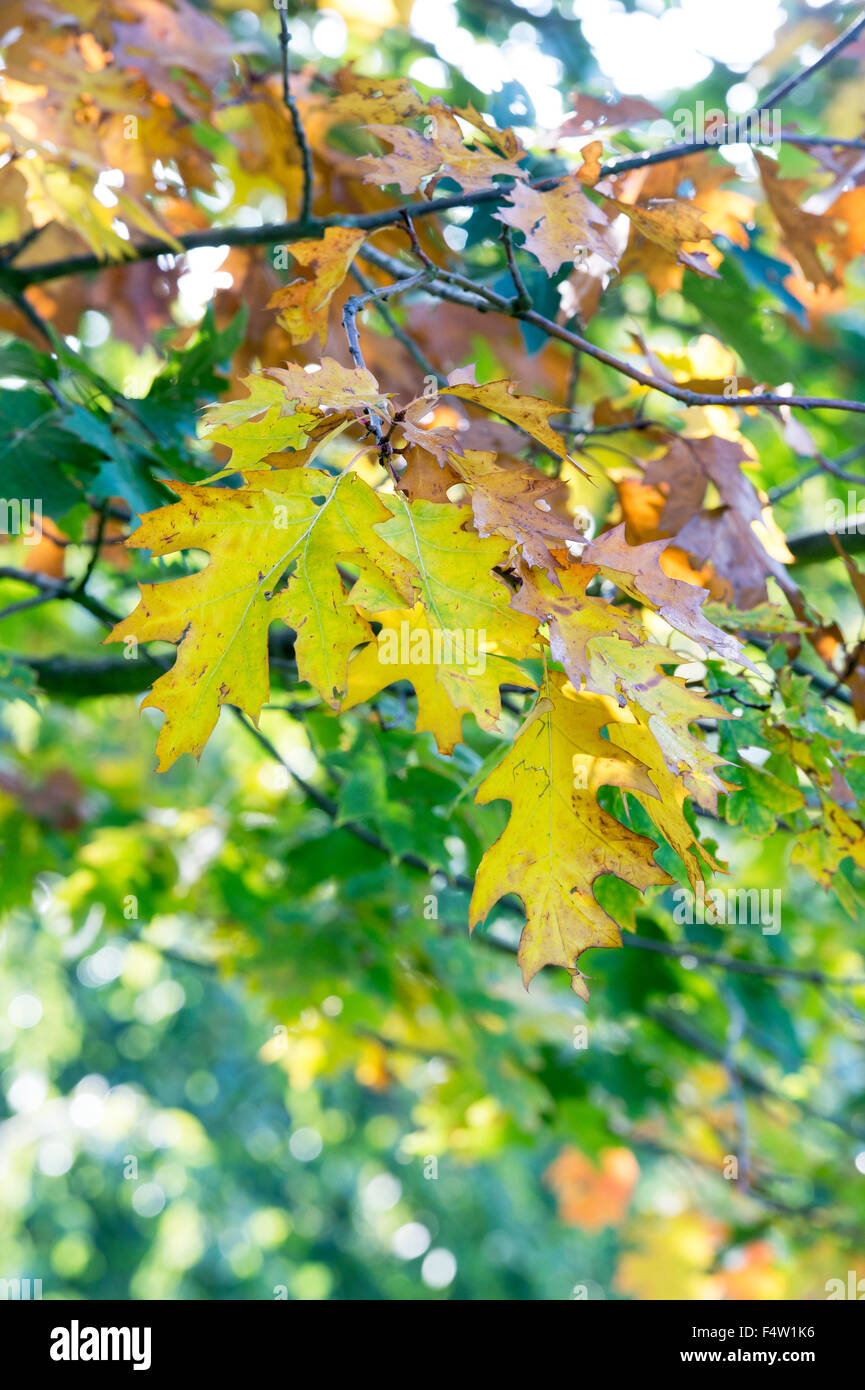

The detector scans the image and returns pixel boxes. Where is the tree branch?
[758,8,865,110]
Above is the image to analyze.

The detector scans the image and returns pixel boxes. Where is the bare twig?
[758,8,865,110]
[624,933,865,987]
[349,266,446,386]
[366,243,865,416]
[769,442,865,501]
[0,565,118,628]
[501,225,531,311]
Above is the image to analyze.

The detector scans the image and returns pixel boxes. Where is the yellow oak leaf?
[106,470,398,769]
[791,796,865,898]
[470,672,673,997]
[342,604,533,754]
[16,155,182,259]
[513,564,730,811]
[326,72,430,126]
[342,496,538,751]
[264,357,390,417]
[368,495,537,650]
[449,101,523,159]
[198,375,321,471]
[444,372,575,463]
[605,716,722,885]
[267,228,367,346]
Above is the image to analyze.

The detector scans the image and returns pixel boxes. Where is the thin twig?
[368,241,865,416]
[769,441,865,501]
[758,8,865,110]
[73,500,110,596]
[501,225,531,311]
[349,266,446,386]
[277,12,313,223]
[624,933,865,986]
[341,267,430,472]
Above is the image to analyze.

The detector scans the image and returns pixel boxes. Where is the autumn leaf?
[16,155,183,260]
[636,434,796,608]
[342,604,534,755]
[361,108,527,196]
[343,496,538,752]
[582,524,756,667]
[445,448,583,575]
[755,151,842,288]
[264,357,390,417]
[496,175,618,275]
[392,395,463,467]
[326,72,430,126]
[443,369,577,463]
[198,374,322,470]
[576,139,604,186]
[106,469,400,769]
[605,195,721,281]
[513,563,731,810]
[557,93,663,137]
[791,796,865,909]
[470,671,674,998]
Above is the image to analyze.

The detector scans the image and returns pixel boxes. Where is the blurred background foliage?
[2,0,865,1300]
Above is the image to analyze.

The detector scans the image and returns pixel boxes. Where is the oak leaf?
[582,524,755,667]
[558,94,663,137]
[444,370,576,463]
[361,110,526,196]
[342,604,534,755]
[606,196,720,281]
[107,469,399,769]
[513,563,731,810]
[755,151,842,288]
[446,449,582,575]
[343,496,538,752]
[267,228,367,346]
[496,176,618,275]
